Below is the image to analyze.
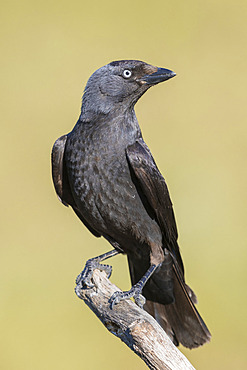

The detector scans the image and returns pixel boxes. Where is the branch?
[75,269,195,370]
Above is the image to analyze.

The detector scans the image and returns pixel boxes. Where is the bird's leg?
[76,249,119,288]
[109,264,158,309]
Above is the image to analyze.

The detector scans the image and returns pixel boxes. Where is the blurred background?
[1,0,247,369]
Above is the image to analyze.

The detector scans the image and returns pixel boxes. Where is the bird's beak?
[141,68,176,85]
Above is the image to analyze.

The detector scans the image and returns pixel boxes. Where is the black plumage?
[52,60,211,348]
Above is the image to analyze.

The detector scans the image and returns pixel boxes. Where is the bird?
[51,59,211,348]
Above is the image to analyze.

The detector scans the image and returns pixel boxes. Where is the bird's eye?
[123,69,132,79]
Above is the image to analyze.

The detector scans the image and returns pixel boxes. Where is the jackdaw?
[52,60,211,348]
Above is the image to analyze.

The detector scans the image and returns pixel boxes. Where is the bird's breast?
[65,128,137,218]
[65,121,161,248]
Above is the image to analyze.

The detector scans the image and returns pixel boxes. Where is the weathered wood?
[75,269,195,370]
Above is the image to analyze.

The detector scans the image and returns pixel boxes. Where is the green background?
[1,0,247,369]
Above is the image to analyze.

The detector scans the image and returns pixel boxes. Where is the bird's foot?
[76,257,112,289]
[109,283,146,309]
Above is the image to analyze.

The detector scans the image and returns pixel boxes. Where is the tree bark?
[75,269,195,370]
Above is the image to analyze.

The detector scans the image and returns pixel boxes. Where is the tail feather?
[162,265,211,348]
[128,256,211,348]
[144,300,179,346]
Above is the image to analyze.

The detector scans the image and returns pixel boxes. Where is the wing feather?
[126,139,183,273]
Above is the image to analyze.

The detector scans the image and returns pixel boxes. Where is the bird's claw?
[76,258,112,288]
[134,293,146,308]
[109,291,122,308]
[109,285,146,309]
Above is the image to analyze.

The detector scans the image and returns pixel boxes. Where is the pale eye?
[123,69,132,79]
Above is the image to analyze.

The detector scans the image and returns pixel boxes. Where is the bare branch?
[75,269,195,370]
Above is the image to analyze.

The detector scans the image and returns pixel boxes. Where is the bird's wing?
[51,135,100,237]
[127,139,211,347]
[126,139,184,274]
[52,135,70,206]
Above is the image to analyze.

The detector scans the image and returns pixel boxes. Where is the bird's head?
[80,60,176,120]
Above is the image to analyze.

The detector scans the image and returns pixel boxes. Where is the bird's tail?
[127,255,211,348]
